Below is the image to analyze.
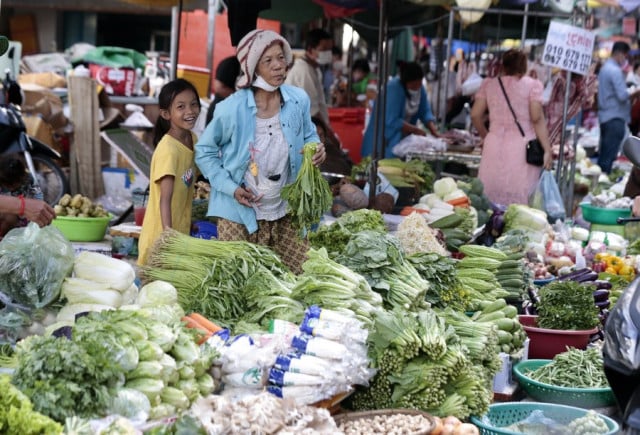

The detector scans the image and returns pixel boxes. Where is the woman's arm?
[158,176,174,230]
[470,97,489,139]
[0,195,54,227]
[418,88,439,136]
[529,100,553,169]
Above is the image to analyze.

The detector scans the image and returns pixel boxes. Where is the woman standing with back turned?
[470,49,552,206]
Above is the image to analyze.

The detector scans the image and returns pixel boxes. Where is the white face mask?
[408,88,421,99]
[316,50,332,65]
[253,75,279,92]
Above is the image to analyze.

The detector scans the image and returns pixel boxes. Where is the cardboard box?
[89,64,136,96]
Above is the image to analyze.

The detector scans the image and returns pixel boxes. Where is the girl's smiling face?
[256,43,287,88]
[166,88,200,131]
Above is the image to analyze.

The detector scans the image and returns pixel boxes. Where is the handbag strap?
[497,77,525,138]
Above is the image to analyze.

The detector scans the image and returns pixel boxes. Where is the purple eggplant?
[593,289,610,302]
[593,280,613,290]
[556,268,592,282]
[595,300,611,310]
[574,271,599,283]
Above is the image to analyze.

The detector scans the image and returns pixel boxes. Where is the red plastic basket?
[518,315,598,359]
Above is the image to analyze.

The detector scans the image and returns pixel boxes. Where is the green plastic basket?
[51,214,112,242]
[513,359,615,408]
[470,402,619,435]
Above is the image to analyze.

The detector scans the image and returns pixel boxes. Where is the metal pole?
[521,3,529,47]
[169,5,180,80]
[555,70,572,182]
[369,0,388,206]
[442,9,455,131]
[205,0,218,99]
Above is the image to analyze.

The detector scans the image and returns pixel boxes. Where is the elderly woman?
[470,49,552,206]
[195,29,325,274]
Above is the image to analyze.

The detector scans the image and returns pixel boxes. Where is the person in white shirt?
[285,28,333,126]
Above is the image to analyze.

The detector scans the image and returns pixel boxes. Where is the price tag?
[542,21,595,75]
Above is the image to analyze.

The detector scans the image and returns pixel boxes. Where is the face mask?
[253,75,279,92]
[316,50,332,65]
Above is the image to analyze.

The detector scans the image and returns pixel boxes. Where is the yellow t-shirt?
[137,133,196,265]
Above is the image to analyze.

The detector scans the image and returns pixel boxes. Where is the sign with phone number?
[542,21,595,76]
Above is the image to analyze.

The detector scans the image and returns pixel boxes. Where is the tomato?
[591,261,607,273]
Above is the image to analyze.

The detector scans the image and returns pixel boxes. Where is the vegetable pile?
[527,347,608,389]
[536,281,600,331]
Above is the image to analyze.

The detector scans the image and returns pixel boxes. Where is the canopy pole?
[521,3,529,47]
[169,2,183,81]
[441,8,455,132]
[369,0,388,206]
[206,0,219,99]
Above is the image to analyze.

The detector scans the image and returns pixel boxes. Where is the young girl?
[138,79,201,265]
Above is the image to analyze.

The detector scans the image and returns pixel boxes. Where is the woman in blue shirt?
[195,30,325,274]
[361,61,439,159]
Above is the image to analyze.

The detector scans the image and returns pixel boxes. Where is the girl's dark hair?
[153,78,201,146]
[0,154,27,187]
[398,61,424,85]
[353,59,370,74]
[501,49,528,76]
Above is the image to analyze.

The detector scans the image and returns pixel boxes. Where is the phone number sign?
[542,21,595,75]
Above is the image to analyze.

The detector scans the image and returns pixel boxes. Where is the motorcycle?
[0,73,69,205]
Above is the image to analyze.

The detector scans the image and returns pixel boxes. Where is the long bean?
[528,347,608,388]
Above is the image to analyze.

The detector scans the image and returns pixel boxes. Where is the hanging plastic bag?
[603,277,640,373]
[529,170,566,223]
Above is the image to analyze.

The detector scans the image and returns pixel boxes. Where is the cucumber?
[476,310,506,322]
[480,298,507,314]
[500,279,525,288]
[459,245,508,260]
[494,317,516,332]
[497,330,513,345]
[430,213,464,229]
[498,259,523,269]
[501,305,518,319]
[495,267,523,276]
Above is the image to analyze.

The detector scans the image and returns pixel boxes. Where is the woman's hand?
[23,198,55,227]
[234,186,263,208]
[311,142,327,167]
[543,150,553,170]
[633,196,640,217]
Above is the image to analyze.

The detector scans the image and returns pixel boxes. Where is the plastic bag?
[603,277,640,374]
[0,223,74,308]
[529,170,566,223]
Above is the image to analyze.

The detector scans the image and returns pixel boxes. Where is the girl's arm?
[158,175,175,230]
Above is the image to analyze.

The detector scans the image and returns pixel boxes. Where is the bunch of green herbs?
[309,209,387,257]
[537,281,600,330]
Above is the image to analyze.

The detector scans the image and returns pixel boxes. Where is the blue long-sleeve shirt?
[195,85,319,234]
[361,76,435,158]
[598,58,630,124]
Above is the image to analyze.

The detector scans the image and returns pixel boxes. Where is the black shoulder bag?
[497,77,544,166]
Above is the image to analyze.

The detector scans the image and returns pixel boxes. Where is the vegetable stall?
[0,150,635,433]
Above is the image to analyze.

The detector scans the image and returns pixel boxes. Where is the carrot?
[188,313,223,333]
[181,316,213,344]
[400,206,430,216]
[446,197,470,207]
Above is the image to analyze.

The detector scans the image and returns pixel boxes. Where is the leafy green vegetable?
[280,142,333,233]
[337,231,430,311]
[537,281,600,330]
[11,335,126,422]
[407,252,470,310]
[0,374,62,434]
[308,209,386,256]
[145,414,206,435]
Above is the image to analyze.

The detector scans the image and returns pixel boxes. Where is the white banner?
[542,21,595,75]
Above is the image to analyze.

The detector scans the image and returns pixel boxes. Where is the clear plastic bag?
[529,170,566,223]
[0,222,75,308]
[603,277,640,373]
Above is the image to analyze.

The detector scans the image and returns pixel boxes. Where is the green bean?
[528,347,608,388]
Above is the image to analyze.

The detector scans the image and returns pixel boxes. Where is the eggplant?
[574,271,599,283]
[593,280,613,290]
[595,300,611,310]
[556,267,592,282]
[593,289,610,302]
